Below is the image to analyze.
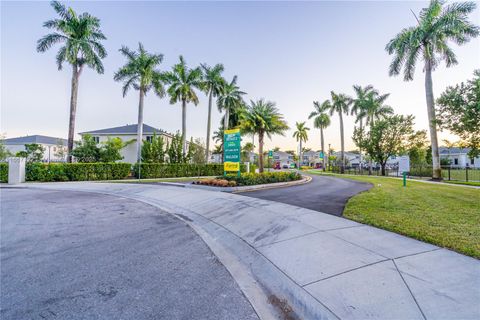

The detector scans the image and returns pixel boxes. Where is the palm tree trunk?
[224,108,229,130]
[358,119,363,170]
[298,140,302,169]
[67,64,80,163]
[258,131,264,173]
[182,99,187,155]
[368,118,373,175]
[425,61,441,180]
[321,128,325,171]
[205,90,213,163]
[339,111,345,174]
[136,88,145,163]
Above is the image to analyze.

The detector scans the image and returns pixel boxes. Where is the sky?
[1,0,479,153]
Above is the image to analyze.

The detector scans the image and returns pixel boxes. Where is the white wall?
[5,144,67,162]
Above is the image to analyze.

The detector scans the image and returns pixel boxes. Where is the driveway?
[0,188,258,320]
[238,173,372,216]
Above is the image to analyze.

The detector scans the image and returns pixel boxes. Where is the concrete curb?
[157,175,313,193]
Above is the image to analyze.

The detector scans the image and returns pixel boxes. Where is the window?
[93,136,100,143]
[454,158,458,165]
[471,158,475,165]
[146,136,153,143]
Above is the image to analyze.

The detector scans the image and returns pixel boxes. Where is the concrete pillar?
[8,157,26,184]
[245,162,250,173]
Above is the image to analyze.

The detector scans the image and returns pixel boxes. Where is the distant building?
[273,151,295,168]
[333,151,362,167]
[3,135,68,162]
[439,147,479,168]
[209,153,223,164]
[79,124,177,164]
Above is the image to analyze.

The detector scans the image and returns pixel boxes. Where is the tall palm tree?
[217,76,246,130]
[164,56,203,154]
[386,0,479,179]
[37,1,107,162]
[240,99,289,173]
[324,92,351,174]
[357,91,394,127]
[201,63,225,162]
[309,101,331,171]
[293,122,310,169]
[113,43,165,163]
[350,85,376,169]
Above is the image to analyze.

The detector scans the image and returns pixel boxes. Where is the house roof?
[2,135,67,145]
[439,147,471,154]
[80,124,172,136]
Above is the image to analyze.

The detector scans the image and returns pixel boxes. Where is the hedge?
[0,163,7,182]
[133,163,254,179]
[25,163,131,182]
[222,171,302,186]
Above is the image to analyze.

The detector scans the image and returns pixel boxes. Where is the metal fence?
[329,165,480,182]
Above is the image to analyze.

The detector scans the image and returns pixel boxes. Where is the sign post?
[224,129,241,177]
[398,155,410,187]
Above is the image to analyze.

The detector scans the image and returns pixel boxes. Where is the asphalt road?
[239,173,372,216]
[0,188,259,320]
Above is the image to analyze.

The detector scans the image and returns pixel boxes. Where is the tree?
[240,99,289,173]
[436,70,480,158]
[241,142,255,163]
[189,138,206,164]
[323,91,351,173]
[351,85,375,168]
[385,0,479,179]
[114,43,165,163]
[71,134,99,162]
[164,56,203,154]
[309,101,331,171]
[37,1,107,162]
[407,130,429,165]
[217,76,246,130]
[167,132,186,164]
[99,137,126,162]
[0,136,12,160]
[201,63,225,162]
[353,115,415,176]
[16,144,45,163]
[54,139,67,161]
[141,133,165,163]
[293,122,309,168]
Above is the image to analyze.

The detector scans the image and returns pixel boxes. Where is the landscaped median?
[307,170,480,258]
[194,171,302,187]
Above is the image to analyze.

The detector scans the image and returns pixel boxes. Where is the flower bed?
[194,171,302,187]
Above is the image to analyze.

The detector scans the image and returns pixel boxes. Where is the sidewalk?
[16,182,480,319]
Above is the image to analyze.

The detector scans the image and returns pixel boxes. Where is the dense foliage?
[141,133,166,163]
[133,163,224,178]
[222,171,302,186]
[436,71,480,158]
[0,163,8,182]
[71,134,128,163]
[16,143,45,162]
[25,162,131,182]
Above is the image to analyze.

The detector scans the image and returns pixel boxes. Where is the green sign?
[268,150,273,158]
[319,152,324,159]
[224,129,241,174]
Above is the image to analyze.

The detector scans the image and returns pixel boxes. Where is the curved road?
[0,188,258,320]
[238,173,372,216]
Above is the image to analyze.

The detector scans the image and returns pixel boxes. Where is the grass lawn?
[443,180,480,187]
[307,171,480,259]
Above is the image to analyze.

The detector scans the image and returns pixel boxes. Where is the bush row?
[133,163,253,178]
[25,163,132,182]
[0,163,7,182]
[222,171,302,186]
[0,162,259,182]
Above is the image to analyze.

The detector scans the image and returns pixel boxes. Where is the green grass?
[443,180,480,187]
[307,171,480,258]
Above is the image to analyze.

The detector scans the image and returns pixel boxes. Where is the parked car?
[282,164,289,169]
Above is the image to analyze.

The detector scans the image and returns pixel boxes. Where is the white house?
[273,151,295,168]
[3,135,68,162]
[332,151,362,167]
[79,124,177,164]
[209,153,223,164]
[439,147,480,168]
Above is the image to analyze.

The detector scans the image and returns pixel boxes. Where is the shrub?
[133,163,251,179]
[222,171,302,186]
[25,163,131,182]
[0,163,7,182]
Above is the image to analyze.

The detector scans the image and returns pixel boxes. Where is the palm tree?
[164,56,204,154]
[201,63,225,162]
[386,0,479,179]
[217,76,246,130]
[309,101,330,171]
[37,1,107,162]
[113,43,165,163]
[240,99,289,173]
[351,85,375,169]
[358,91,394,127]
[324,92,351,174]
[293,122,310,169]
